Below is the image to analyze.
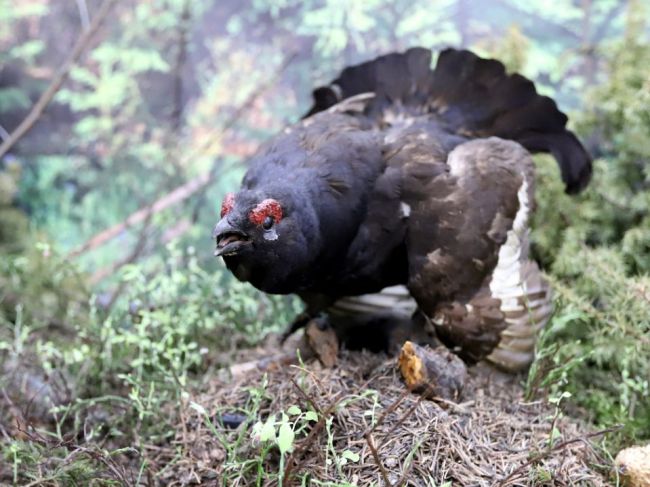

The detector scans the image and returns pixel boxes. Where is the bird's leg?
[279,312,312,344]
[312,312,330,331]
[281,293,336,344]
[280,311,330,344]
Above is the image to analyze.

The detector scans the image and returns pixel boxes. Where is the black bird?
[213,48,591,370]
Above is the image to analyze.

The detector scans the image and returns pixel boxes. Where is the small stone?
[616,444,650,487]
[398,341,467,401]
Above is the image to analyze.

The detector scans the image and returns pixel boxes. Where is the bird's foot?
[304,315,338,367]
[280,312,330,344]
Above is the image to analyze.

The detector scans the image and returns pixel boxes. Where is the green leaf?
[341,450,359,463]
[304,411,318,422]
[259,417,276,442]
[287,405,301,416]
[277,422,294,454]
[550,427,562,443]
[9,39,44,61]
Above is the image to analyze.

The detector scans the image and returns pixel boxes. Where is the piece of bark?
[398,341,467,401]
[305,319,339,367]
[616,444,650,487]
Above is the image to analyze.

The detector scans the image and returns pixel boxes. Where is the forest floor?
[0,328,623,486]
[149,335,614,486]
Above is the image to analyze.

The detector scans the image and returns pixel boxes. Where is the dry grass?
[150,345,613,486]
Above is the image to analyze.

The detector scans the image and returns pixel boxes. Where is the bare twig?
[365,431,393,487]
[282,400,331,486]
[0,0,117,159]
[96,208,155,311]
[68,172,212,258]
[290,376,324,415]
[165,0,192,179]
[593,2,625,43]
[75,0,91,31]
[365,389,411,435]
[282,376,373,486]
[88,213,153,285]
[160,217,193,243]
[0,124,10,142]
[491,0,581,41]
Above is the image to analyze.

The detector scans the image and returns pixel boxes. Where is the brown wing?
[327,136,552,370]
[405,137,529,308]
[404,137,546,365]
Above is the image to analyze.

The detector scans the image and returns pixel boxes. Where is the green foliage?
[0,242,88,328]
[0,157,29,253]
[3,439,125,486]
[0,243,297,484]
[0,163,89,327]
[528,27,650,446]
[0,2,48,112]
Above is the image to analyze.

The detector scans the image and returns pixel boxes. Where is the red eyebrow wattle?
[249,199,283,226]
[221,193,235,218]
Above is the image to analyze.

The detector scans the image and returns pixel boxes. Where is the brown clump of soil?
[153,346,612,486]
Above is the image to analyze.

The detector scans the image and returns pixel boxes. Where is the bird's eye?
[262,216,274,230]
[249,198,283,227]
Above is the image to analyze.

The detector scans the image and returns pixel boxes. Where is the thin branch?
[290,377,324,415]
[0,0,117,159]
[365,432,393,487]
[593,2,626,43]
[75,0,91,31]
[89,207,153,286]
[68,171,211,258]
[364,389,411,435]
[282,375,377,485]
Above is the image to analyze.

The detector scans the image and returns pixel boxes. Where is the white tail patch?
[486,177,553,372]
[489,178,530,300]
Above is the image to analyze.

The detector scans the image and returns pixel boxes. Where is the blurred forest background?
[1,0,649,484]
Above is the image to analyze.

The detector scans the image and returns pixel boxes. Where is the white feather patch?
[489,178,530,301]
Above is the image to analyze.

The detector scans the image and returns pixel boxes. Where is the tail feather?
[517,131,592,194]
[305,47,592,194]
[304,47,433,117]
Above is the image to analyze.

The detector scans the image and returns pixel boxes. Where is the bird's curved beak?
[213,218,251,257]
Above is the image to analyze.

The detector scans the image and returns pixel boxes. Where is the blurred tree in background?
[0,0,631,279]
[0,0,649,483]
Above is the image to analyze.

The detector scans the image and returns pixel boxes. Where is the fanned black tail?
[305,47,592,194]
